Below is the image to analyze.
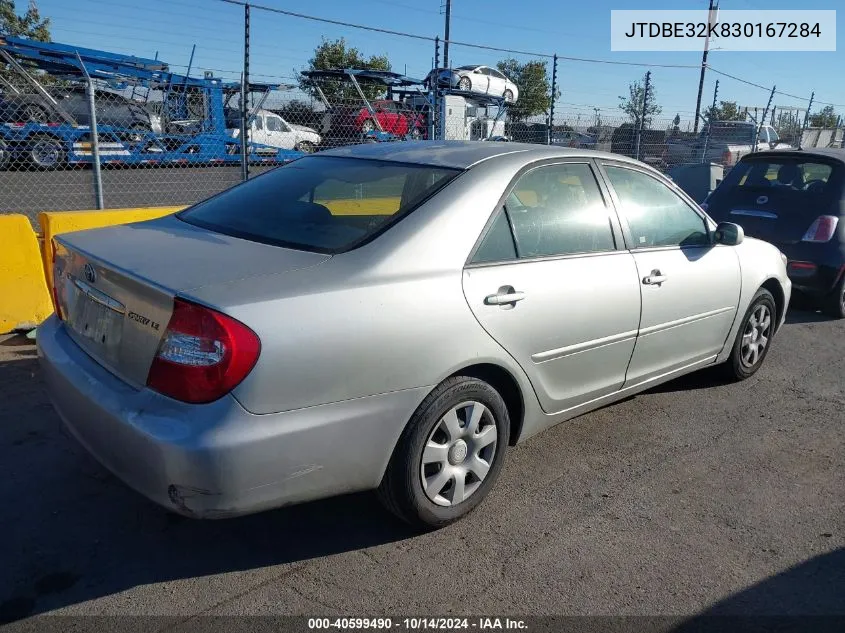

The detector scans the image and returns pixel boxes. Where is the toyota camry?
[39,141,791,529]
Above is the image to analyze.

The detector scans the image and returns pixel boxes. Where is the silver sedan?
[39,141,791,529]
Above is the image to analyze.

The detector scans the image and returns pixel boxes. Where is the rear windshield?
[178,157,460,253]
[720,157,838,196]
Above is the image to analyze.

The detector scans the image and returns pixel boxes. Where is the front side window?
[604,165,709,248]
[179,157,460,253]
[265,116,282,132]
[504,163,615,258]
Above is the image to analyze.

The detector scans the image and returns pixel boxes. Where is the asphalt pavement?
[0,304,842,628]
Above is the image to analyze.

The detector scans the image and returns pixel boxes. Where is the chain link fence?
[0,11,843,224]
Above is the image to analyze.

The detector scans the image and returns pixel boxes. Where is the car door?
[599,162,742,386]
[266,114,296,149]
[379,102,402,134]
[250,114,266,145]
[471,67,490,94]
[486,68,507,97]
[462,160,642,414]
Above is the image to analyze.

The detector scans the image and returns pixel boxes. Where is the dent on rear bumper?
[37,316,430,518]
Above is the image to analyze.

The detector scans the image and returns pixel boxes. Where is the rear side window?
[178,157,460,253]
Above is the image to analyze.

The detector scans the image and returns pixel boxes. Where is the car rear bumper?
[777,242,845,296]
[37,315,429,518]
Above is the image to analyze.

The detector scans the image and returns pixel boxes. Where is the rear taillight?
[146,298,261,404]
[51,240,63,321]
[801,215,839,243]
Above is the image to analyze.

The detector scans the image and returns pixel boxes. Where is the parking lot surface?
[0,305,842,625]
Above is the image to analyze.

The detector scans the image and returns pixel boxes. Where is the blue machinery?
[0,36,303,169]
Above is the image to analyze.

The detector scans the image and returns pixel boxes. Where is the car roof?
[743,147,845,164]
[314,140,644,170]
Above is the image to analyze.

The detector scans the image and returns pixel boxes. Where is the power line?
[708,66,845,108]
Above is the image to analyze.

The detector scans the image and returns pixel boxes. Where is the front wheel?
[503,89,514,103]
[458,76,472,92]
[295,140,316,153]
[360,118,375,133]
[721,288,777,381]
[378,376,510,530]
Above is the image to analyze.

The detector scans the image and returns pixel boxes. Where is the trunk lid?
[53,214,329,387]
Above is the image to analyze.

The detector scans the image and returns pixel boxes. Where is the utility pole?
[693,0,718,134]
[442,0,452,68]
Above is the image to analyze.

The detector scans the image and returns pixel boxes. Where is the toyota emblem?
[83,263,96,284]
[756,195,769,205]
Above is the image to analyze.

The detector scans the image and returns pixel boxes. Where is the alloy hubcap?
[420,401,498,507]
[741,304,771,367]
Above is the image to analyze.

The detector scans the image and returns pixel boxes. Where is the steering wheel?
[804,179,826,193]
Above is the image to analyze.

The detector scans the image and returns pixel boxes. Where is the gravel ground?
[0,305,842,630]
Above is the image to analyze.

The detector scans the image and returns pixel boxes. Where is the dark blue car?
[703,148,845,318]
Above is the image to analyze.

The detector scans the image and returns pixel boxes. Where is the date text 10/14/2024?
[307,618,528,630]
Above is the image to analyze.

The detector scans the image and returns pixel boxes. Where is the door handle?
[485,290,526,306]
[642,270,667,286]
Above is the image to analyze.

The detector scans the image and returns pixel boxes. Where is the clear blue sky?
[33,0,845,126]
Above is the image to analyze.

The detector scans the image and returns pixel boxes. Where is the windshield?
[178,157,460,253]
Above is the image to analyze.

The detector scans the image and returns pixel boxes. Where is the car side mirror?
[713,221,744,246]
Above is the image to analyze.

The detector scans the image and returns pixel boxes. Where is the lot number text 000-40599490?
[610,9,836,51]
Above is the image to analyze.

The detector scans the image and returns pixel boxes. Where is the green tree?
[0,0,50,41]
[809,105,838,128]
[704,100,746,122]
[298,38,390,102]
[496,58,556,123]
[618,75,661,128]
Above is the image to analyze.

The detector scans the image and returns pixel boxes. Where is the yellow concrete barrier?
[39,206,185,295]
[0,214,54,333]
[316,197,399,216]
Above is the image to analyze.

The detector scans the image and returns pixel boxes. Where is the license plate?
[65,277,125,355]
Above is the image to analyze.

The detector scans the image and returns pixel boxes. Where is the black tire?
[722,288,777,381]
[295,140,316,153]
[0,138,10,171]
[821,275,845,319]
[503,89,514,103]
[360,119,375,133]
[22,102,50,124]
[458,76,472,92]
[28,136,65,170]
[378,376,510,530]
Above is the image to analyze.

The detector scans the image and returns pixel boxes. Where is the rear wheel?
[22,103,50,124]
[28,136,65,170]
[722,288,776,381]
[822,275,845,319]
[378,376,509,530]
